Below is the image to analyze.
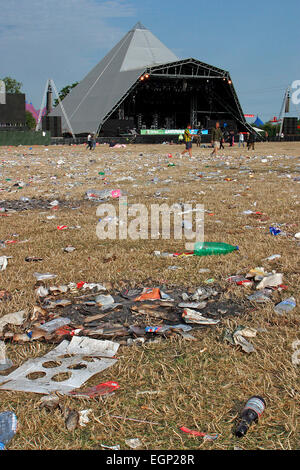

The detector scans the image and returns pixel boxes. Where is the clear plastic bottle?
[194,242,239,257]
[235,396,266,438]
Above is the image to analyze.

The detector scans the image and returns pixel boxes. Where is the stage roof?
[50,22,178,134]
[50,22,256,137]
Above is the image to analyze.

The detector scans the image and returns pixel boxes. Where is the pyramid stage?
[50,23,254,139]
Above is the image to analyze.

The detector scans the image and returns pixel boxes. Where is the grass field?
[0,141,299,450]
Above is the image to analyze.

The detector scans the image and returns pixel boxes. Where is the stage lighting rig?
[140,74,150,81]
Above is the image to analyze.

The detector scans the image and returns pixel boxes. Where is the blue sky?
[1,0,299,121]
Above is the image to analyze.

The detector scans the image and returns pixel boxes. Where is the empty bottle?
[235,396,266,438]
[194,242,239,257]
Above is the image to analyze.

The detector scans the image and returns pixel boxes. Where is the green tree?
[54,82,79,107]
[26,111,36,130]
[1,76,22,93]
[251,121,280,137]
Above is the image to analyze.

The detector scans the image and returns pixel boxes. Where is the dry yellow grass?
[0,141,299,450]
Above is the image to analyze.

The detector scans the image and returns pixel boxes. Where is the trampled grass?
[0,141,299,450]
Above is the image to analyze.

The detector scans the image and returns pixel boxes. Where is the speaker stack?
[42,116,62,137]
[282,117,298,135]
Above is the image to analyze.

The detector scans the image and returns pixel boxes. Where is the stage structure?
[278,87,299,136]
[36,79,74,138]
[50,22,256,138]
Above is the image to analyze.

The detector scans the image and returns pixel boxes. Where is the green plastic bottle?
[193,242,239,257]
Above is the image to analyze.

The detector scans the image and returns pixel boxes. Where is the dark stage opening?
[103,75,243,135]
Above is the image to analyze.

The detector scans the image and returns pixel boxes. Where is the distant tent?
[25,101,46,123]
[253,116,264,127]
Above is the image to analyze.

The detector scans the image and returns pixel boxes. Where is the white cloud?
[0,0,136,106]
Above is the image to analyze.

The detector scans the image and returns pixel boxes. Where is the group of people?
[180,123,257,158]
[86,133,96,150]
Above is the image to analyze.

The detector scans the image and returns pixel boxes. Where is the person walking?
[181,124,193,157]
[211,122,223,156]
[86,133,92,150]
[92,134,96,150]
[219,136,225,149]
[239,132,245,148]
[247,132,255,150]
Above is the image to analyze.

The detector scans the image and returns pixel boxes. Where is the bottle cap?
[235,422,248,438]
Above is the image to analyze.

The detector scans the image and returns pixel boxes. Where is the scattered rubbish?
[0,257,8,272]
[274,297,296,315]
[145,324,192,335]
[34,272,57,281]
[85,189,122,201]
[182,309,220,325]
[101,444,120,450]
[0,290,12,302]
[0,411,18,450]
[0,310,27,335]
[38,317,72,334]
[247,289,273,303]
[0,341,13,371]
[262,254,281,262]
[38,394,60,411]
[180,427,219,441]
[224,326,257,354]
[227,276,253,287]
[0,337,119,394]
[63,246,76,253]
[193,242,239,257]
[256,273,283,290]
[135,288,161,301]
[25,257,43,262]
[178,302,207,309]
[64,409,79,431]
[68,381,120,398]
[79,409,92,427]
[269,227,281,236]
[235,396,266,438]
[125,438,142,449]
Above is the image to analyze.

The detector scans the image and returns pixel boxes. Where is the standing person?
[265,130,269,142]
[195,127,202,147]
[87,133,92,150]
[92,134,96,150]
[229,131,235,147]
[219,131,225,150]
[247,132,255,151]
[239,132,245,148]
[211,122,223,156]
[181,124,193,158]
[178,133,184,144]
